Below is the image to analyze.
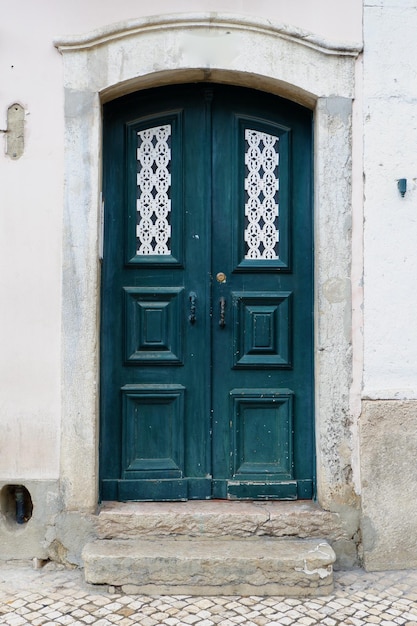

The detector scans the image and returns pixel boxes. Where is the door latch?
[219,296,226,328]
[189,292,197,324]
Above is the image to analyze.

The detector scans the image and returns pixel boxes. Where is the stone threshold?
[96,499,345,541]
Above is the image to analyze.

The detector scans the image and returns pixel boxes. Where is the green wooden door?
[100,84,313,501]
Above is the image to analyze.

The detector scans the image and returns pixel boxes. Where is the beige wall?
[4,1,363,41]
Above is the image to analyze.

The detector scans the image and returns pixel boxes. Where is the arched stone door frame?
[54,13,361,514]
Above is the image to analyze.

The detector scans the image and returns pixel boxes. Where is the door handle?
[219,296,226,329]
[189,292,197,325]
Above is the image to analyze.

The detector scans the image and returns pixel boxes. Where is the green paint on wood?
[100,84,313,501]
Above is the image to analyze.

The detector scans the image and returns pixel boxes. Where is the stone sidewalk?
[1,562,417,625]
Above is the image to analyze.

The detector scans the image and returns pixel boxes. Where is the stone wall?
[360,401,417,570]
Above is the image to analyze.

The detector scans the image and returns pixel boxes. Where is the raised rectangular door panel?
[230,389,293,478]
[121,385,185,479]
[232,291,292,368]
[124,287,184,364]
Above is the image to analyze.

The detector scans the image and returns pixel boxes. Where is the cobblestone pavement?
[1,562,417,626]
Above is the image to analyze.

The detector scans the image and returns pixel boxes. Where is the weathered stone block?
[360,400,417,571]
[83,537,335,596]
[97,500,347,541]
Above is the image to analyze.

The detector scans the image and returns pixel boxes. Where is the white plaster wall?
[0,1,361,481]
[359,0,417,571]
[363,1,417,399]
[0,16,64,478]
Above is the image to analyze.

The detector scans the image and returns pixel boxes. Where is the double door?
[100,84,313,501]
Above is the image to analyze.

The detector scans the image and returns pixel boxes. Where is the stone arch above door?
[54,13,361,512]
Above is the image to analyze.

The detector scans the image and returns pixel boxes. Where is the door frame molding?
[55,13,362,512]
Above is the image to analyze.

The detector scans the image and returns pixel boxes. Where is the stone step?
[97,500,345,541]
[82,537,336,596]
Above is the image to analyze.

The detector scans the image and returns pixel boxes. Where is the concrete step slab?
[82,537,336,596]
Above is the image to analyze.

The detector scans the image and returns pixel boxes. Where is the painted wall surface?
[362,0,417,399]
[0,0,361,479]
[360,0,417,570]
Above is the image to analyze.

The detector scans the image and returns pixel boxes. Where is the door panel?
[232,292,291,368]
[210,88,313,499]
[100,84,313,501]
[121,384,185,478]
[124,287,184,364]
